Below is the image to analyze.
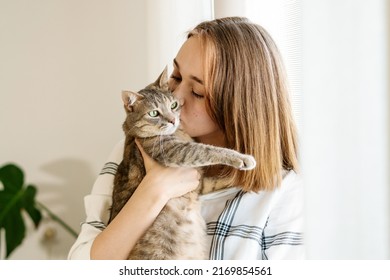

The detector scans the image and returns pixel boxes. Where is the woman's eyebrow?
[173,58,204,85]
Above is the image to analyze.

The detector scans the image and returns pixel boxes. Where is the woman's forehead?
[174,36,204,81]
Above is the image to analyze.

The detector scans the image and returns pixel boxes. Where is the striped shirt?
[67,139,305,260]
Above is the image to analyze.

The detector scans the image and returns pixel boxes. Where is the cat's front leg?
[139,137,256,170]
[176,142,257,170]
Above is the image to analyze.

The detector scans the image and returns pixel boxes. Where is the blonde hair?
[189,17,298,192]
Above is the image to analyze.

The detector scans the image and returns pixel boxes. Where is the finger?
[178,168,201,190]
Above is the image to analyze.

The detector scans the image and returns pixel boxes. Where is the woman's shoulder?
[266,169,304,206]
[107,138,125,164]
[246,170,302,197]
[281,169,303,191]
[235,170,303,216]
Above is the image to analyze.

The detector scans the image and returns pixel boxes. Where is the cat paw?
[231,154,256,170]
[239,155,257,170]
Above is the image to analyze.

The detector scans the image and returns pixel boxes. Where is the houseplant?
[0,163,77,259]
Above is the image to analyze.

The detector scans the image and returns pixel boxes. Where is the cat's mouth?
[161,123,179,135]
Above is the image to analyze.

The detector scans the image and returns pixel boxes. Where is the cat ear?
[147,66,169,91]
[122,90,143,111]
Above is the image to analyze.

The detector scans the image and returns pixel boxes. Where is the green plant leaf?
[0,164,24,192]
[23,185,42,228]
[3,208,25,258]
[0,163,42,258]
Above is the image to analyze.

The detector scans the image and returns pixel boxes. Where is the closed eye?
[170,75,181,82]
[192,91,204,99]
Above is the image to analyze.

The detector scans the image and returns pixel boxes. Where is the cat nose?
[168,118,175,125]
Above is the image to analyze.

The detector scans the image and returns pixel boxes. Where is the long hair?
[188,17,298,192]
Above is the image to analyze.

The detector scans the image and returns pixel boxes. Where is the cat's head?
[121,67,181,138]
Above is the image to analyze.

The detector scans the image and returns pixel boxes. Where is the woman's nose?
[173,86,185,106]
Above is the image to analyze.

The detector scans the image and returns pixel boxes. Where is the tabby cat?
[108,67,256,259]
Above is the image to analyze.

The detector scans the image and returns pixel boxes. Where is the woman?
[68,17,304,260]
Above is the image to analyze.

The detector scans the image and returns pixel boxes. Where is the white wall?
[0,0,213,260]
[0,0,147,259]
[145,0,212,81]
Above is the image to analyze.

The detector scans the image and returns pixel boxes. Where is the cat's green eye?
[171,101,179,110]
[148,110,160,117]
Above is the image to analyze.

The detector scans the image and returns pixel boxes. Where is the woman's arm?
[90,141,200,259]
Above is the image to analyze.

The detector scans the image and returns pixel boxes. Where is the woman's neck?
[194,129,226,148]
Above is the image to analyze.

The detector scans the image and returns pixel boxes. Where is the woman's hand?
[135,139,200,201]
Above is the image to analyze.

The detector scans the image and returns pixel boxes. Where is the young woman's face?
[168,36,225,147]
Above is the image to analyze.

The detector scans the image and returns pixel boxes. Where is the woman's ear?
[122,90,143,112]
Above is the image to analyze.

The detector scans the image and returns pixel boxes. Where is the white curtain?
[301,0,389,259]
[213,0,390,259]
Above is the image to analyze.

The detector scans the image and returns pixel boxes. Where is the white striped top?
[68,139,305,260]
